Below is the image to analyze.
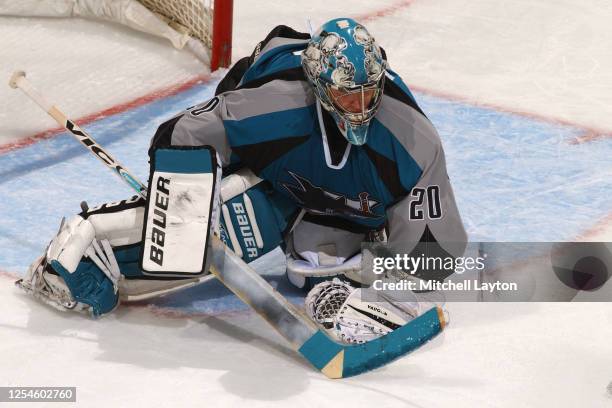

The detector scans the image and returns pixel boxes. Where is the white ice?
[1,1,611,407]
[2,276,611,408]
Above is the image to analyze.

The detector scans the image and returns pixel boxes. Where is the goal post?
[210,0,232,70]
[0,0,233,70]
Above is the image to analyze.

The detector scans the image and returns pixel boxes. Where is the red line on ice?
[407,84,612,236]
[355,0,612,143]
[0,74,211,154]
[355,0,418,22]
[0,270,19,280]
[0,270,252,319]
[407,84,612,144]
[575,212,612,241]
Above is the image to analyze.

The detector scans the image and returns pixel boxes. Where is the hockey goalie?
[18,18,467,344]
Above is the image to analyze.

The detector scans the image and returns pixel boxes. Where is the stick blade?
[299,306,446,378]
[9,71,26,89]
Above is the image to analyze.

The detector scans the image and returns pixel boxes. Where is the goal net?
[0,0,233,70]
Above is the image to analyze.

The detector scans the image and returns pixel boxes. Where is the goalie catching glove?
[305,278,425,344]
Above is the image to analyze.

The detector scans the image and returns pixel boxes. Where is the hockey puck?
[552,243,610,291]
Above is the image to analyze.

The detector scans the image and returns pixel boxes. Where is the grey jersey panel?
[223,79,314,121]
[169,79,313,166]
[376,94,442,170]
[170,101,232,165]
[377,95,467,257]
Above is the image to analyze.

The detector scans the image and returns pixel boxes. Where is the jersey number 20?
[409,186,442,220]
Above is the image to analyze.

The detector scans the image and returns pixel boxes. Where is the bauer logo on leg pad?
[141,147,218,276]
[149,176,170,266]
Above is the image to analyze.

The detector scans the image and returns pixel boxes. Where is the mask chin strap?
[316,100,351,170]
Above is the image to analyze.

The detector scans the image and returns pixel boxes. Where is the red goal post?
[209,0,233,70]
[0,0,233,71]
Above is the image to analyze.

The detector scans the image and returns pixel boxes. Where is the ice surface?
[1,274,611,408]
[0,1,611,406]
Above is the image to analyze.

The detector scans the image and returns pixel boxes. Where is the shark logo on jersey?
[281,170,381,219]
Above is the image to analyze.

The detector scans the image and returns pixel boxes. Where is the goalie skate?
[15,254,89,314]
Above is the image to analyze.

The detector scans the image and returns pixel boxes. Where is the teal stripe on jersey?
[224,105,316,147]
[242,44,305,84]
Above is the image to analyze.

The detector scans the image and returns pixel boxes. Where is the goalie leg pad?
[49,258,118,317]
[19,192,218,316]
[41,197,148,315]
[141,146,219,276]
[40,214,124,317]
[218,168,298,263]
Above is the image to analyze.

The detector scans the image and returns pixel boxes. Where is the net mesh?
[138,0,213,47]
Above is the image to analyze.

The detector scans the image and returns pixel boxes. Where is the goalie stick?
[9,70,447,378]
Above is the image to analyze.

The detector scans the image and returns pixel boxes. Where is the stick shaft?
[12,73,147,198]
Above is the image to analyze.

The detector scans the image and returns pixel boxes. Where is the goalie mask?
[302,18,386,145]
